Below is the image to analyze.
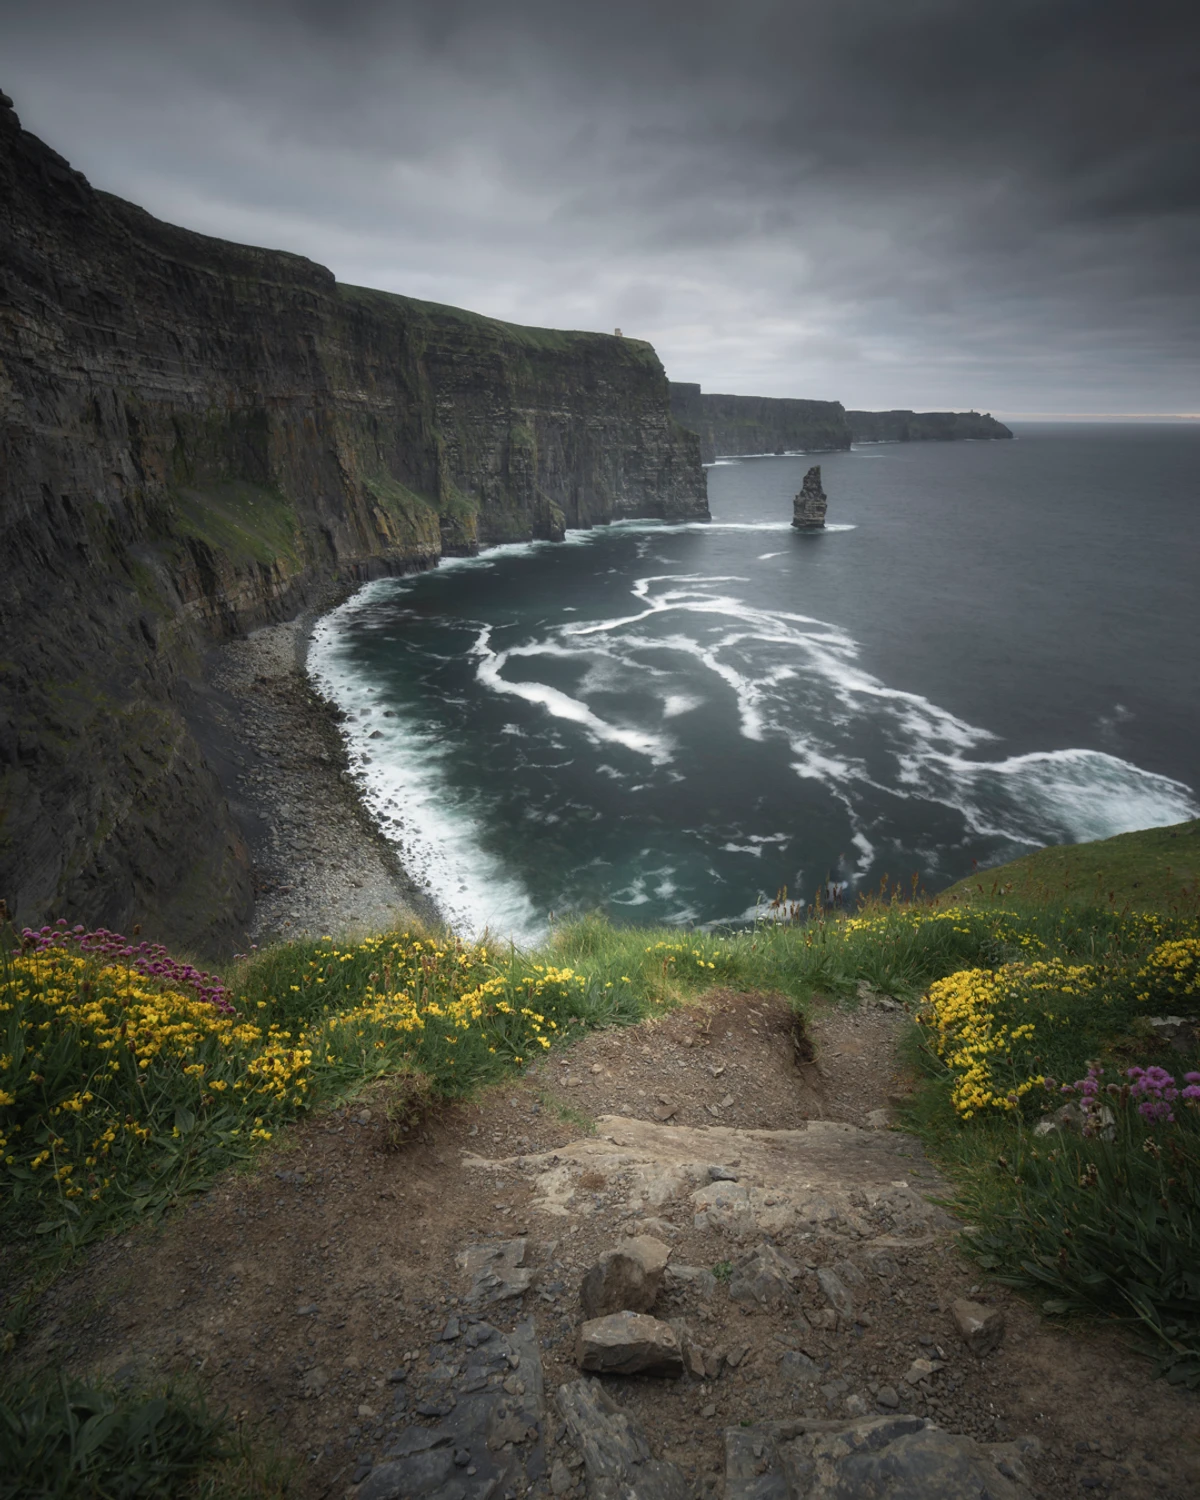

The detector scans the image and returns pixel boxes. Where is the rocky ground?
[11,990,1198,1498]
[204,617,438,947]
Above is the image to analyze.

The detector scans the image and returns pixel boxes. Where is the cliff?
[848,410,1013,442]
[0,94,707,953]
[669,383,851,463]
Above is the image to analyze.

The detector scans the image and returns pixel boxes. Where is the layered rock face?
[848,409,1013,442]
[669,383,850,463]
[792,465,828,529]
[0,96,707,952]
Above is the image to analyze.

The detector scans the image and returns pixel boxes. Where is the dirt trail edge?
[11,990,1198,1498]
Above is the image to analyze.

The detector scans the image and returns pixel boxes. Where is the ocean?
[309,423,1200,942]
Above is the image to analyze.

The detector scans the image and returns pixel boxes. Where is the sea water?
[309,423,1200,941]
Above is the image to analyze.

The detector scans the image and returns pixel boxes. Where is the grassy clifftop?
[938,819,1200,913]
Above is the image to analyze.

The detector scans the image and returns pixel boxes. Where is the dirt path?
[11,990,1198,1498]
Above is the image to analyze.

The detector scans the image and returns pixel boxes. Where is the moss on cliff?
[171,482,302,568]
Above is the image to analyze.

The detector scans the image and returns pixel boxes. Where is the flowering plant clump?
[21,919,234,1014]
[1126,1065,1200,1124]
[1,935,308,1243]
[1135,938,1200,1014]
[917,957,1105,1118]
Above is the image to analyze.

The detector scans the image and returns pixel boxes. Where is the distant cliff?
[669,383,850,463]
[0,94,707,952]
[848,410,1013,442]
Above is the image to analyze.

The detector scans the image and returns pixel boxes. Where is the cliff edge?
[669,383,851,463]
[0,94,707,952]
[848,410,1013,442]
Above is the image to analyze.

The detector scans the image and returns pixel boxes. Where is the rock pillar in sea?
[792,465,828,529]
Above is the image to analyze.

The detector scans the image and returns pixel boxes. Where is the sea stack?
[792,465,828,529]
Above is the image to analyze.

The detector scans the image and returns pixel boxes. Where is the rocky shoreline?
[191,601,441,950]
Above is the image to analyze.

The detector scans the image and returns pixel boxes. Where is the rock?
[809,1308,839,1331]
[1033,1100,1115,1141]
[792,465,828,529]
[665,1264,718,1300]
[456,1238,537,1306]
[577,1312,684,1376]
[903,1357,943,1385]
[843,1393,869,1417]
[550,1457,574,1495]
[580,1236,670,1318]
[779,1350,822,1385]
[950,1297,1006,1355]
[300,1366,329,1396]
[729,1242,802,1308]
[557,1378,690,1499]
[724,1417,1037,1500]
[356,1446,456,1499]
[864,1108,891,1130]
[816,1267,854,1320]
[367,1319,546,1496]
[440,1315,461,1341]
[653,1102,679,1122]
[876,1385,900,1409]
[708,1164,740,1182]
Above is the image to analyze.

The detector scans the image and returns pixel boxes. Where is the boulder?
[950,1297,1006,1356]
[577,1311,684,1376]
[580,1235,670,1317]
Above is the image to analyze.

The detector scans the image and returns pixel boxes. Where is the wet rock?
[729,1242,802,1308]
[580,1235,670,1318]
[950,1297,1006,1356]
[557,1378,690,1500]
[724,1416,1036,1499]
[577,1312,684,1376]
[456,1238,536,1306]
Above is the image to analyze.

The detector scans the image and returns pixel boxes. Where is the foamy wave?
[309,600,545,943]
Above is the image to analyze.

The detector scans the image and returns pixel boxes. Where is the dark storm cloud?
[5,0,1198,411]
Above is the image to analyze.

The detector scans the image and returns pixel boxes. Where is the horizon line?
[991,411,1200,421]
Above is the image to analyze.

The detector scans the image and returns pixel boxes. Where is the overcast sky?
[5,0,1198,413]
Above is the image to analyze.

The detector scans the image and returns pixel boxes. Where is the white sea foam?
[309,595,545,942]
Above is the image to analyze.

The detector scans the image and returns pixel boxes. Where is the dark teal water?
[310,424,1200,940]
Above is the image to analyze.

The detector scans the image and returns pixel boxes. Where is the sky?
[4,0,1198,414]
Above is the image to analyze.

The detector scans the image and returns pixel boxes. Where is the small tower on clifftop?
[792,465,828,529]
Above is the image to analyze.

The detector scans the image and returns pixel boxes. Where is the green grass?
[0,1372,233,1500]
[337,282,662,363]
[937,819,1200,914]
